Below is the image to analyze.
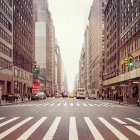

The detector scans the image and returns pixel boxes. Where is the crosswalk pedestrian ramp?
[0,116,140,140]
[1,102,123,108]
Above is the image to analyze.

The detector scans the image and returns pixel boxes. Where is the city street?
[0,98,140,140]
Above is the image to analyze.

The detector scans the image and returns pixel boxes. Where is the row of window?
[5,0,12,6]
[0,12,12,32]
[0,0,12,20]
[121,36,140,59]
[121,20,140,45]
[0,27,12,45]
[0,42,12,57]
[107,32,117,46]
[121,7,139,33]
[106,43,117,56]
[0,57,12,70]
[121,0,134,9]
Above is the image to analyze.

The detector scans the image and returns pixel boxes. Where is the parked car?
[69,93,75,98]
[31,93,40,101]
[38,92,46,100]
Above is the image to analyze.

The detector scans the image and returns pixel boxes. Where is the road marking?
[93,104,100,107]
[84,117,104,140]
[42,103,50,106]
[125,118,140,125]
[57,103,61,106]
[0,117,20,127]
[82,103,87,106]
[70,103,73,106]
[112,118,127,125]
[76,103,80,106]
[0,117,33,139]
[43,117,61,140]
[64,103,67,106]
[126,126,140,136]
[17,117,47,140]
[50,103,55,106]
[98,117,129,140]
[0,117,6,121]
[69,117,78,140]
[88,104,94,106]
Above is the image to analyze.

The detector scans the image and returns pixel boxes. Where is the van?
[76,88,86,99]
[88,89,98,99]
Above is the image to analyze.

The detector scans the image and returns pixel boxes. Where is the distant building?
[0,0,13,95]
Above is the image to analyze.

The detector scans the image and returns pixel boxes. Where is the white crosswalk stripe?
[0,117,139,139]
[98,117,129,140]
[82,103,87,106]
[50,103,55,106]
[64,103,67,106]
[112,117,127,125]
[113,117,140,137]
[0,117,33,139]
[84,117,104,140]
[70,103,73,106]
[17,117,47,140]
[0,117,6,121]
[0,117,20,127]
[125,118,140,125]
[57,103,61,106]
[88,103,94,106]
[43,117,61,140]
[1,102,123,108]
[76,103,80,106]
[126,126,140,136]
[69,117,78,140]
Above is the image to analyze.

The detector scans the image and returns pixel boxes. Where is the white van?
[88,89,98,99]
[76,88,86,99]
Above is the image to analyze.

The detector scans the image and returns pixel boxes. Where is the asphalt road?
[0,98,140,140]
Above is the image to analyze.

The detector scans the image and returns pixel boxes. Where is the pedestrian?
[5,94,8,103]
[118,93,121,104]
[137,99,140,107]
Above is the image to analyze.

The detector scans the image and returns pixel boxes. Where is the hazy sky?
[48,0,93,91]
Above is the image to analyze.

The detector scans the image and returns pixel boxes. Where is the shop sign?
[131,70,136,78]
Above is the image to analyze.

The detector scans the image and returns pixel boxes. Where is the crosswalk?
[0,116,139,139]
[1,102,123,108]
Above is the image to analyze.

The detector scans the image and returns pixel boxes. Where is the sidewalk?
[0,98,30,106]
[99,99,138,107]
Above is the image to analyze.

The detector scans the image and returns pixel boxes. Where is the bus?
[88,89,98,99]
[76,88,86,99]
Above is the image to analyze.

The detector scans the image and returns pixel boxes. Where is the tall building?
[103,0,120,100]
[0,0,13,96]
[13,0,33,96]
[88,0,106,96]
[33,0,56,95]
[103,0,140,103]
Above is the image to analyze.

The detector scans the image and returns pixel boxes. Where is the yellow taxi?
[55,93,62,98]
[69,93,75,98]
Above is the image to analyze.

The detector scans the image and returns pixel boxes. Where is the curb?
[0,100,30,106]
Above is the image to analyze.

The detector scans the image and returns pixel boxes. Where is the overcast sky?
[48,0,93,91]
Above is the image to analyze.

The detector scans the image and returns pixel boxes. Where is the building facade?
[88,0,106,96]
[103,0,120,100]
[13,0,33,97]
[103,0,140,103]
[0,0,13,97]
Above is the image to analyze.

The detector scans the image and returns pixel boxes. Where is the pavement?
[0,98,30,106]
[0,98,140,140]
[0,97,139,107]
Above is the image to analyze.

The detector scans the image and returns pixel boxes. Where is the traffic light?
[124,57,128,66]
[128,58,134,68]
[32,63,37,72]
